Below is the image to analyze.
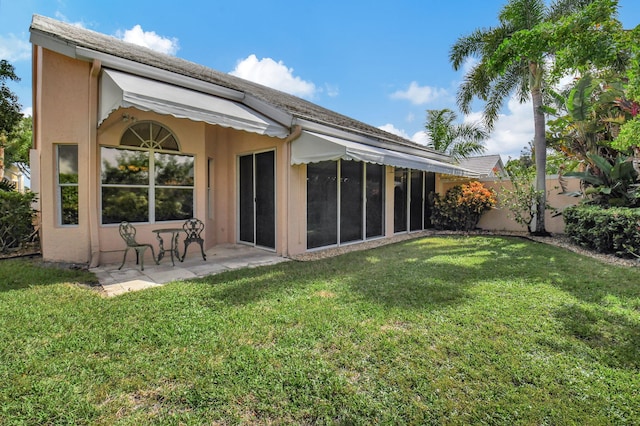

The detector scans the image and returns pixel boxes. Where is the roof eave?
[30,25,295,129]
[294,117,456,164]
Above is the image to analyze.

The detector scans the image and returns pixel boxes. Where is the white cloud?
[22,107,33,117]
[324,83,340,97]
[461,57,479,75]
[390,81,448,105]
[230,54,317,99]
[411,130,430,146]
[379,123,410,139]
[467,96,534,161]
[0,34,31,62]
[116,25,179,55]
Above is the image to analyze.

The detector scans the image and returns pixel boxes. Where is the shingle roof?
[30,14,440,156]
[457,155,505,177]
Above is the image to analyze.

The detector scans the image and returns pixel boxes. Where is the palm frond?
[483,65,525,128]
[548,0,596,21]
[450,28,488,70]
[449,140,487,161]
[500,0,545,30]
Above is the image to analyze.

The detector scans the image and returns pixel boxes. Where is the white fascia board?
[294,117,453,163]
[30,30,77,58]
[242,93,293,128]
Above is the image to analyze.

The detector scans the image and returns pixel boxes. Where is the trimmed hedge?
[564,205,640,258]
[0,191,38,253]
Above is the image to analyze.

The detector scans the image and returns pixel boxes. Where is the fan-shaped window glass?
[120,121,179,151]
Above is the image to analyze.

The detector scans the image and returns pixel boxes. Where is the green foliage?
[424,108,488,161]
[566,153,639,206]
[449,0,624,235]
[431,181,496,231]
[612,116,640,151]
[564,204,640,257]
[546,72,628,165]
[508,143,570,175]
[499,160,542,233]
[4,115,31,176]
[0,190,38,253]
[0,60,22,137]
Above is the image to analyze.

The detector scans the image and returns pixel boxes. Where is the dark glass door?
[365,164,384,238]
[307,161,338,249]
[394,169,408,233]
[255,151,275,248]
[410,170,424,231]
[424,172,436,228]
[340,160,363,244]
[238,151,275,249]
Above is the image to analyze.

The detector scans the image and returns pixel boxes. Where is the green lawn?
[1,236,639,425]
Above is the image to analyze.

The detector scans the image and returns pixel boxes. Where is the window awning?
[291,131,478,177]
[99,69,289,138]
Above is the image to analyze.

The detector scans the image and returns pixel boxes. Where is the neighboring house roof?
[457,155,505,178]
[29,15,478,176]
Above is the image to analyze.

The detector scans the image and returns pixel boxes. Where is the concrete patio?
[90,244,289,297]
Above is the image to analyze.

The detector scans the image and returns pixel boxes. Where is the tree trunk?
[530,62,548,236]
[0,144,4,181]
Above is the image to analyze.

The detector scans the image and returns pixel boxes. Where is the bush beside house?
[564,205,640,259]
[431,181,496,231]
[0,187,38,253]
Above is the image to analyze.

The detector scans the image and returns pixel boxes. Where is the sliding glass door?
[238,151,275,249]
[307,160,384,250]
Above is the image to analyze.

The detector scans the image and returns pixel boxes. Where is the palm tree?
[449,0,621,235]
[424,108,488,161]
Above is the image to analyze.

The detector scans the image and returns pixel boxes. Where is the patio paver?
[90,244,288,297]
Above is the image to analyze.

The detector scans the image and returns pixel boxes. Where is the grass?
[1,236,639,425]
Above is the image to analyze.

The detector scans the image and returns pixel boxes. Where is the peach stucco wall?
[441,176,581,234]
[35,48,290,265]
[35,48,93,263]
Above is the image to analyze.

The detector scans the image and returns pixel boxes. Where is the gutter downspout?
[284,125,302,257]
[88,59,101,268]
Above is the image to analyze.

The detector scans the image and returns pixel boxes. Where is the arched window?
[120,121,179,150]
[100,121,194,224]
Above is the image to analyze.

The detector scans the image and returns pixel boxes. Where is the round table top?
[152,228,184,234]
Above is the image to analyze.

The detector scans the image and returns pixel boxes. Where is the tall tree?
[449,0,625,235]
[5,116,32,178]
[0,60,23,180]
[424,108,488,161]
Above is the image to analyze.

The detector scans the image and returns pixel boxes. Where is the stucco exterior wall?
[36,48,92,263]
[441,176,581,234]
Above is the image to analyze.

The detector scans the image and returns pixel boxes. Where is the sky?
[1,0,639,162]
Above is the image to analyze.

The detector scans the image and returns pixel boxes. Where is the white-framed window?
[56,144,79,226]
[100,121,194,224]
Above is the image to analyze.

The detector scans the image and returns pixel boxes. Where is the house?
[457,155,505,178]
[29,15,478,266]
[2,164,26,193]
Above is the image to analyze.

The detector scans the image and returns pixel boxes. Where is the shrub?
[0,191,38,253]
[564,205,640,258]
[431,181,496,231]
